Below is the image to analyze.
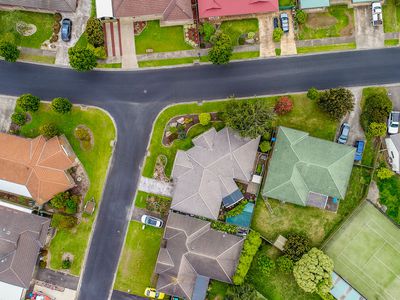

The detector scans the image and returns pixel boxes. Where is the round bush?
[0,41,20,62]
[68,47,97,71]
[307,87,320,100]
[262,131,271,141]
[62,259,71,269]
[11,112,26,126]
[16,94,41,112]
[51,97,72,114]
[54,13,62,22]
[274,96,293,115]
[199,113,211,126]
[273,28,284,42]
[40,123,60,139]
[276,255,294,273]
[259,141,271,153]
[295,10,307,25]
[377,167,394,180]
[75,127,91,141]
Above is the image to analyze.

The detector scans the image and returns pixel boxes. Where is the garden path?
[137,176,173,197]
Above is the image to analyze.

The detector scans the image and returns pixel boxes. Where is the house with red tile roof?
[0,133,78,205]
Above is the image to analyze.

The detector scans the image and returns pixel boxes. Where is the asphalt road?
[1,48,400,300]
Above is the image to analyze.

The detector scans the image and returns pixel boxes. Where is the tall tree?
[318,88,354,120]
[360,89,392,130]
[68,47,97,71]
[208,31,233,65]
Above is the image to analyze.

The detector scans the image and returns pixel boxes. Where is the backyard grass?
[383,0,399,32]
[220,19,259,46]
[135,21,192,54]
[297,43,356,54]
[0,10,53,48]
[19,53,55,64]
[252,166,372,246]
[114,221,163,295]
[142,94,337,178]
[377,172,400,224]
[207,280,230,300]
[297,5,354,40]
[19,103,116,275]
[385,39,399,46]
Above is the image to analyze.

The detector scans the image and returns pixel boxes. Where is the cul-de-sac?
[0,0,400,299]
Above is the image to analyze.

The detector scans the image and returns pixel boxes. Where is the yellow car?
[144,288,165,299]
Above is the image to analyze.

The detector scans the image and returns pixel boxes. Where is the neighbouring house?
[155,212,244,300]
[262,127,355,211]
[171,127,260,220]
[299,0,330,10]
[97,0,194,26]
[0,133,78,206]
[197,0,279,20]
[0,0,77,12]
[0,203,50,299]
[385,133,400,173]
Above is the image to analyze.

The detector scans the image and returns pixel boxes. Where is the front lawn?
[19,103,116,275]
[220,19,259,46]
[142,94,337,179]
[297,5,354,40]
[0,10,53,48]
[135,21,193,54]
[114,221,163,295]
[383,0,399,32]
[297,43,356,54]
[252,166,372,246]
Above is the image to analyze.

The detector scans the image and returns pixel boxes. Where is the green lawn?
[297,43,356,54]
[298,5,354,40]
[0,10,53,48]
[385,39,399,46]
[220,19,259,46]
[114,221,163,295]
[252,166,372,246]
[75,32,89,48]
[19,53,55,64]
[377,173,400,224]
[97,63,122,68]
[207,280,230,300]
[142,94,337,179]
[135,21,192,54]
[383,0,399,32]
[19,103,116,275]
[279,0,295,6]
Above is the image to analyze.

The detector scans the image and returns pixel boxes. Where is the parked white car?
[141,215,163,228]
[372,2,383,26]
[388,111,400,134]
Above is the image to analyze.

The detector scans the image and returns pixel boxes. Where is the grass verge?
[97,63,122,68]
[19,103,116,275]
[114,221,163,295]
[297,43,356,54]
[385,39,399,46]
[19,53,55,64]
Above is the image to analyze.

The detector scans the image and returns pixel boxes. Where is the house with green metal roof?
[262,127,355,211]
[300,0,330,10]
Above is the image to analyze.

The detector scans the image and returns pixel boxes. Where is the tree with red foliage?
[274,97,293,115]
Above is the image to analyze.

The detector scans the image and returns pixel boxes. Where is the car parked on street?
[354,140,365,162]
[280,13,289,32]
[388,111,400,134]
[141,215,163,228]
[61,18,72,42]
[273,17,279,29]
[144,288,165,299]
[337,123,350,144]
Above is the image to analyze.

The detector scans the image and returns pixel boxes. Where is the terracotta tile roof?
[0,133,77,205]
[0,0,77,12]
[198,0,279,18]
[112,0,193,23]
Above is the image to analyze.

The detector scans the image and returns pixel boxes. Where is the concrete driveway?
[258,14,276,57]
[0,95,16,132]
[280,11,297,56]
[354,6,384,49]
[388,85,400,110]
[345,87,365,145]
[35,268,79,290]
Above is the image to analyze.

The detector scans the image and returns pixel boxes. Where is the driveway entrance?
[258,14,276,57]
[280,11,297,56]
[0,95,16,132]
[354,6,384,49]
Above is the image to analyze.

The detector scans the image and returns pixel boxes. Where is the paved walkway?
[280,11,297,56]
[354,6,384,49]
[258,14,276,58]
[120,17,138,69]
[36,268,79,290]
[104,21,122,58]
[367,180,380,204]
[55,0,91,65]
[0,95,16,132]
[137,176,173,197]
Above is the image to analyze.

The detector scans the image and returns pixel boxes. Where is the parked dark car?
[354,140,365,162]
[273,17,279,29]
[337,123,350,144]
[61,18,72,42]
[280,13,289,32]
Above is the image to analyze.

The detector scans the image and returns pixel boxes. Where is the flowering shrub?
[184,24,199,48]
[274,96,293,115]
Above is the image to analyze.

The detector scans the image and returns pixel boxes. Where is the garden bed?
[134,21,146,35]
[219,19,259,46]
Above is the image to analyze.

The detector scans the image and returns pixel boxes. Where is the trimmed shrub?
[259,141,271,153]
[307,87,320,100]
[211,221,238,234]
[40,123,60,139]
[199,112,211,126]
[232,231,262,285]
[53,22,61,34]
[283,233,311,262]
[54,13,62,22]
[318,88,354,120]
[273,28,284,42]
[50,34,59,43]
[75,127,91,141]
[208,32,233,65]
[68,47,97,71]
[51,97,72,114]
[274,96,293,115]
[256,252,276,276]
[85,17,104,47]
[62,259,71,269]
[11,112,26,126]
[262,131,271,141]
[16,94,41,112]
[367,122,387,138]
[377,167,394,180]
[295,10,307,25]
[0,41,20,62]
[199,22,216,43]
[360,90,392,130]
[51,214,77,229]
[276,255,294,273]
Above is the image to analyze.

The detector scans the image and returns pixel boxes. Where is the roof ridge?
[280,126,309,145]
[327,150,355,198]
[293,163,310,204]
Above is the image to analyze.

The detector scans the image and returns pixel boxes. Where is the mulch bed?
[134,21,147,35]
[186,26,200,45]
[0,191,33,207]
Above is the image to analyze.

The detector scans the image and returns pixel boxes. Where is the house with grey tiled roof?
[155,212,243,300]
[171,127,260,220]
[0,204,50,294]
[0,0,77,12]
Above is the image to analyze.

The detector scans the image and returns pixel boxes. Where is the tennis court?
[323,201,400,300]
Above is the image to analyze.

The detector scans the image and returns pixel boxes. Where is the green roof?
[300,0,330,9]
[262,127,355,206]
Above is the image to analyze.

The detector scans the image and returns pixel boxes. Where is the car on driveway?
[354,140,365,162]
[280,13,289,32]
[388,111,400,134]
[61,18,72,42]
[273,17,279,29]
[144,288,165,299]
[337,123,350,144]
[141,215,163,228]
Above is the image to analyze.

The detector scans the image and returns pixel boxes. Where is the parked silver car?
[337,123,350,144]
[280,13,289,33]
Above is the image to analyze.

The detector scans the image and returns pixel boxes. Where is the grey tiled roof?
[0,205,50,288]
[155,212,244,299]
[171,127,260,220]
[0,0,77,12]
